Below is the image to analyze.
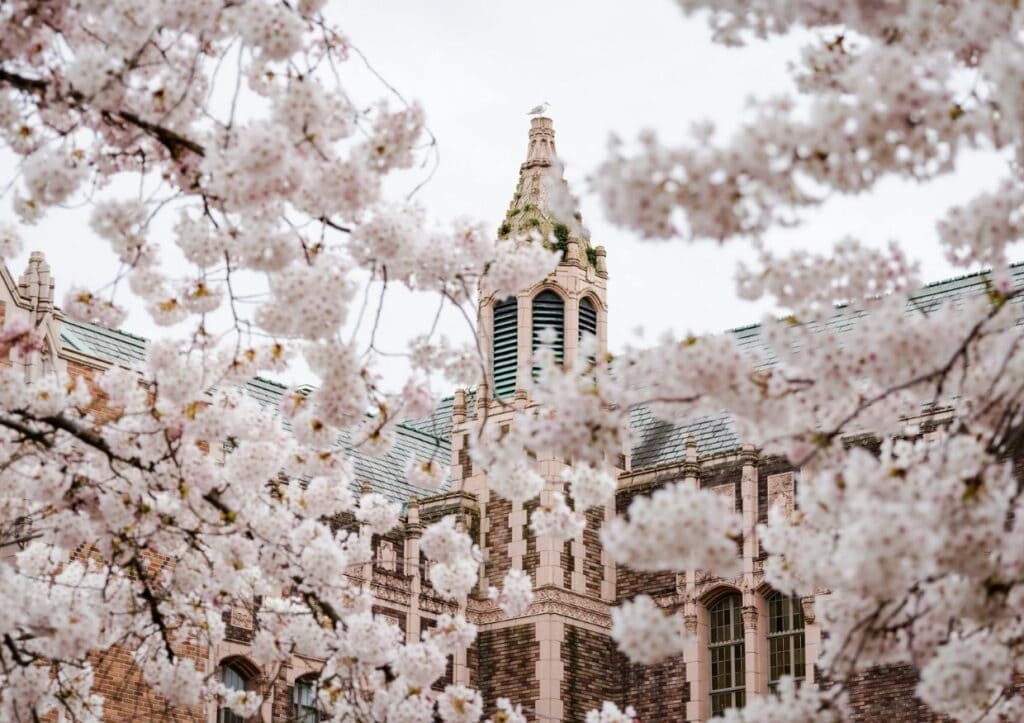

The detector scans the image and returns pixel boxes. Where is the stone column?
[742,602,762,698]
[740,446,759,575]
[404,499,422,645]
[740,448,763,697]
[600,499,617,601]
[515,290,533,397]
[802,596,820,685]
[570,533,586,593]
[683,609,706,722]
[563,292,580,369]
[509,497,527,571]
[681,437,705,721]
[534,470,564,588]
[534,616,565,722]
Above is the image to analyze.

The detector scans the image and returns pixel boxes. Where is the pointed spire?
[498,117,593,267]
[18,251,54,313]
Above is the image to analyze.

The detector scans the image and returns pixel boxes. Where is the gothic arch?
[531,288,565,367]
[699,583,743,607]
[218,654,260,682]
[578,290,606,311]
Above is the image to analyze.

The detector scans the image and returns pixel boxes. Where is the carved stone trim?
[683,613,698,635]
[229,605,254,631]
[466,587,613,628]
[742,605,758,632]
[800,596,816,624]
[767,472,796,519]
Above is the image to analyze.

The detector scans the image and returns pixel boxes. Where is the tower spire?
[498,117,595,269]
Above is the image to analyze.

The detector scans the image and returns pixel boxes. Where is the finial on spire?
[18,251,54,313]
[523,116,557,170]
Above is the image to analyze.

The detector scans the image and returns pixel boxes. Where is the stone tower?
[450,117,620,721]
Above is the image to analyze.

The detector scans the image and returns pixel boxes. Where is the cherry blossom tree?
[0,1,1023,722]
[587,2,1024,721]
[0,1,553,720]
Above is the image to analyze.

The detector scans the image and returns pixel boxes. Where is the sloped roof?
[62,320,147,365]
[55,262,1024,484]
[58,323,452,504]
[627,261,1024,470]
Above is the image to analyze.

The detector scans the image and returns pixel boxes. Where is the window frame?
[708,592,746,715]
[217,658,259,723]
[766,591,806,691]
[293,675,322,723]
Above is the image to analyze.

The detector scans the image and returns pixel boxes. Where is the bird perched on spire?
[527,101,550,116]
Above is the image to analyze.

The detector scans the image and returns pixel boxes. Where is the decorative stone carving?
[767,472,796,518]
[801,596,816,624]
[711,483,736,512]
[378,540,396,572]
[230,605,254,631]
[465,587,613,628]
[683,614,698,635]
[742,605,758,632]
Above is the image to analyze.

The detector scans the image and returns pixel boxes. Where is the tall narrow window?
[531,290,564,376]
[294,676,321,723]
[578,296,597,341]
[218,661,253,723]
[709,592,745,715]
[578,295,598,365]
[767,591,805,691]
[492,297,518,398]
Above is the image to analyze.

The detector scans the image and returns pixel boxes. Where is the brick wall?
[90,645,203,722]
[621,653,687,722]
[486,497,512,588]
[560,625,626,722]
[583,506,604,596]
[475,625,539,720]
[270,667,293,723]
[523,499,540,584]
[615,483,675,600]
[840,664,945,722]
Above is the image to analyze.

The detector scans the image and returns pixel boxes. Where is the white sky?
[7,0,1013,391]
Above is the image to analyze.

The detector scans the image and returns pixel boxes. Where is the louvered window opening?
[492,297,518,398]
[532,290,565,377]
[579,295,597,365]
[579,296,597,340]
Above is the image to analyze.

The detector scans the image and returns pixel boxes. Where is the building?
[4,117,1020,722]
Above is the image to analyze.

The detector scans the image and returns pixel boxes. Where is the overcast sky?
[7,0,1012,390]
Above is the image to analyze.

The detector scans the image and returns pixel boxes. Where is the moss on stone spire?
[498,117,593,267]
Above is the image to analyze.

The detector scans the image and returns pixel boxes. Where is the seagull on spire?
[527,101,550,116]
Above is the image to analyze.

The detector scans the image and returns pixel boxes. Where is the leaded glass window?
[294,676,321,723]
[767,591,805,691]
[709,592,745,715]
[218,662,250,723]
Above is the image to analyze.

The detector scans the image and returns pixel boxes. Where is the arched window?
[532,290,564,375]
[767,591,805,691]
[294,675,321,723]
[218,659,256,723]
[492,297,518,398]
[709,592,745,715]
[578,295,597,341]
